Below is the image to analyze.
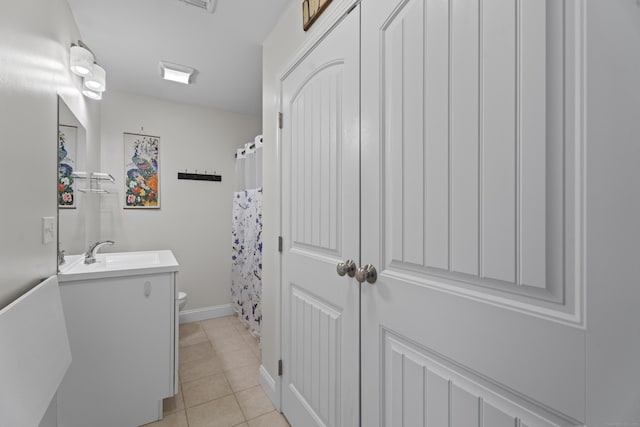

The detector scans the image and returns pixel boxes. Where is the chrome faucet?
[84,240,115,264]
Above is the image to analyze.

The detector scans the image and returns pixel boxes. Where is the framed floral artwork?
[58,124,77,208]
[124,132,160,209]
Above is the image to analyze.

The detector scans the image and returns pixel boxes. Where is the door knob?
[355,264,377,284]
[336,259,357,277]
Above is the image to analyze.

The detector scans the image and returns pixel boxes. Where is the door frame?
[272,0,361,414]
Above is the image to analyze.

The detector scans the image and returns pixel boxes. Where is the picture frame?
[58,124,78,209]
[123,132,160,209]
[302,0,332,31]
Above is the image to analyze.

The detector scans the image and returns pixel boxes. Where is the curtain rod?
[234,142,259,158]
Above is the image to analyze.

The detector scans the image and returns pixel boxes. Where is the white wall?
[586,0,640,424]
[38,399,57,427]
[261,0,311,383]
[0,0,100,307]
[0,1,100,426]
[99,91,260,311]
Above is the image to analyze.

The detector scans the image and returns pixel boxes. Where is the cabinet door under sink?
[58,273,174,427]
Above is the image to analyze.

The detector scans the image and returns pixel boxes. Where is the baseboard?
[259,364,280,410]
[179,304,235,324]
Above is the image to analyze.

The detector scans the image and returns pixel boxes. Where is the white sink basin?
[103,252,161,268]
[58,250,179,282]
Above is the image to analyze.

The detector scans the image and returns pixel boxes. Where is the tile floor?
[144,315,290,427]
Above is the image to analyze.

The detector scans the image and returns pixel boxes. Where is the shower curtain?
[231,137,263,338]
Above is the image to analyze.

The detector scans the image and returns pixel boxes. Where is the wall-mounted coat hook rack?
[177,170,222,182]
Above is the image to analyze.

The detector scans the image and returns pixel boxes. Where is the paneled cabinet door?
[360,0,587,426]
[280,6,361,427]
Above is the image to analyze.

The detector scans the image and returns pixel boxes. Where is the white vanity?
[57,250,179,427]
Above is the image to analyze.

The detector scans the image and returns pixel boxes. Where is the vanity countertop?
[58,250,179,282]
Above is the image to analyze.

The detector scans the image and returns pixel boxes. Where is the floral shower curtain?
[231,137,263,338]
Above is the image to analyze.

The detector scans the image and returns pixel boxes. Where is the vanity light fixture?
[69,43,94,77]
[70,41,108,100]
[82,88,102,100]
[83,63,106,92]
[160,61,195,85]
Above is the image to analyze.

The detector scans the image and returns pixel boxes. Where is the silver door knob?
[337,259,357,277]
[355,264,377,284]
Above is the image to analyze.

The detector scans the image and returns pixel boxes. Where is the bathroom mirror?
[57,97,88,261]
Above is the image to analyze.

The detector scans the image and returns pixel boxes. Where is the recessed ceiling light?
[160,61,195,85]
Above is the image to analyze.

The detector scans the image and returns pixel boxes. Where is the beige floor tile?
[246,411,290,427]
[232,424,249,427]
[180,341,216,365]
[143,410,189,427]
[180,354,224,383]
[218,348,260,371]
[178,340,222,372]
[235,385,274,421]
[224,365,260,392]
[200,315,235,330]
[241,333,259,346]
[180,321,202,335]
[205,323,241,341]
[186,395,245,427]
[234,325,254,340]
[212,335,250,355]
[180,329,209,348]
[241,336,260,357]
[227,315,242,326]
[182,373,233,408]
[163,385,184,415]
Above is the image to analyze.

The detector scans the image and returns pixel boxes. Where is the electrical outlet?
[42,217,55,244]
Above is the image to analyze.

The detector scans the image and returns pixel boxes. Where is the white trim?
[259,364,281,410]
[277,0,360,82]
[179,303,235,324]
[276,75,284,415]
[573,0,587,330]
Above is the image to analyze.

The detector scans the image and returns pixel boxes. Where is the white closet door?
[280,7,360,427]
[360,0,586,426]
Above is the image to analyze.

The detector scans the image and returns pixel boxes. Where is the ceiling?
[66,0,293,116]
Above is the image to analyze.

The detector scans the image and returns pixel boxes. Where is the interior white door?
[280,7,360,427]
[360,0,587,426]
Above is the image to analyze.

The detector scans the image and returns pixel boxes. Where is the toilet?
[177,291,187,311]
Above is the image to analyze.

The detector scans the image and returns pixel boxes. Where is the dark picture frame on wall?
[302,0,333,31]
